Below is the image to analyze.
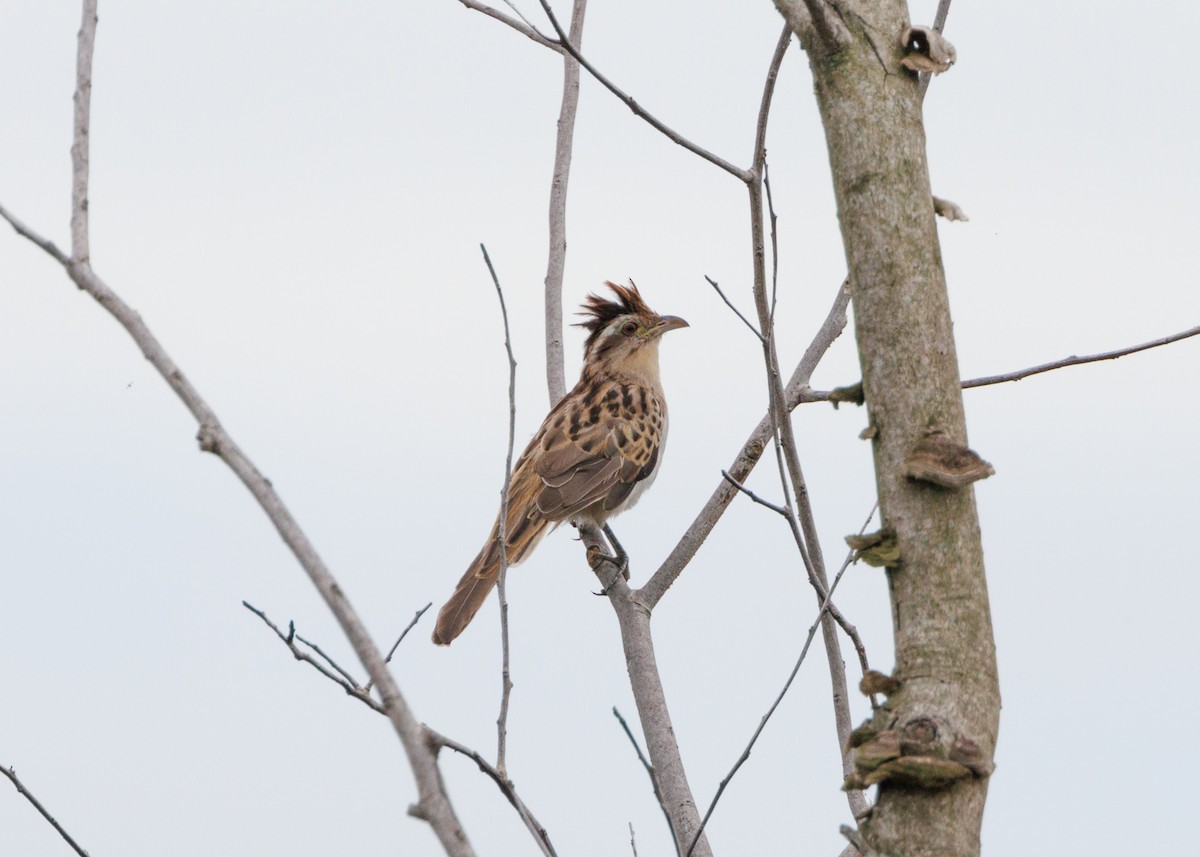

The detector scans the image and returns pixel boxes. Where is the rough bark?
[776,2,1001,855]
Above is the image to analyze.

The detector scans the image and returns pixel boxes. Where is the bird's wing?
[530,381,663,521]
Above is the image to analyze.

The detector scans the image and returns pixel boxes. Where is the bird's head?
[576,281,688,381]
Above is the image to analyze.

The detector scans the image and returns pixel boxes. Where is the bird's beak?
[654,315,689,335]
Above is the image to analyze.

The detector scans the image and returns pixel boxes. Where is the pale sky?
[2,2,1198,856]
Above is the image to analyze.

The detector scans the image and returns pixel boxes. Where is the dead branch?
[2,764,91,857]
[686,505,877,853]
[961,325,1200,388]
[425,728,558,857]
[0,3,474,851]
[640,280,850,609]
[533,0,750,182]
[455,0,562,52]
[243,602,385,714]
[364,603,434,695]
[479,243,518,780]
[612,706,679,855]
[541,0,587,403]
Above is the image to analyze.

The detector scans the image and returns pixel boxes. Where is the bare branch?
[721,470,788,517]
[480,243,518,780]
[751,26,793,178]
[743,38,866,813]
[639,280,850,609]
[962,324,1200,389]
[295,631,364,688]
[70,0,97,265]
[499,0,552,39]
[725,455,872,686]
[244,602,385,714]
[427,728,559,857]
[2,764,91,857]
[455,0,563,52]
[533,0,751,182]
[0,203,69,265]
[542,0,587,403]
[247,603,558,857]
[687,507,877,854]
[576,524,711,857]
[704,276,764,341]
[363,602,433,695]
[612,707,679,855]
[51,256,470,855]
[764,159,781,323]
[385,603,433,663]
[810,323,1200,401]
[5,6,476,848]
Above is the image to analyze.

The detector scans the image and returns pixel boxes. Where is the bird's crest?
[576,281,654,349]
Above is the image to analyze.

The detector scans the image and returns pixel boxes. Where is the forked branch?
[2,2,473,852]
[533,0,751,182]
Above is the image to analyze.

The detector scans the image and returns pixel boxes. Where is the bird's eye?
[621,321,638,335]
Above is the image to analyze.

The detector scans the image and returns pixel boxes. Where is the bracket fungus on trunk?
[900,25,956,74]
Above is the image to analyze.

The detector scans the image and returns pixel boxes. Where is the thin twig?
[384,603,433,662]
[480,243,518,780]
[0,203,69,264]
[294,632,362,688]
[455,0,563,52]
[723,461,868,677]
[629,822,639,857]
[687,506,877,856]
[499,0,552,39]
[962,325,1200,388]
[542,0,588,403]
[721,470,788,517]
[534,0,751,183]
[613,707,679,856]
[427,728,559,857]
[743,25,868,817]
[247,602,558,855]
[704,276,764,341]
[244,602,385,713]
[763,159,780,325]
[363,602,434,695]
[639,279,850,609]
[804,322,1200,401]
[751,26,792,178]
[2,765,91,857]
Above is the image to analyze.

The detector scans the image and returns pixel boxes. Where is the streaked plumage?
[432,282,687,645]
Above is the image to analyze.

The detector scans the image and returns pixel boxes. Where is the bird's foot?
[587,544,628,595]
[602,525,631,581]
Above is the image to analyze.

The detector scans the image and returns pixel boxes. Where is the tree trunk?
[776,3,1001,855]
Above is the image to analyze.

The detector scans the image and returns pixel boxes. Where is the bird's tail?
[432,509,549,646]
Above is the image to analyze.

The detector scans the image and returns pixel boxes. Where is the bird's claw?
[587,544,629,595]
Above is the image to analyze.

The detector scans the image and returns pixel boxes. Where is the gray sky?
[2,1,1198,855]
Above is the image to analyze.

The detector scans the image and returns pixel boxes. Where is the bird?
[432,282,688,645]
